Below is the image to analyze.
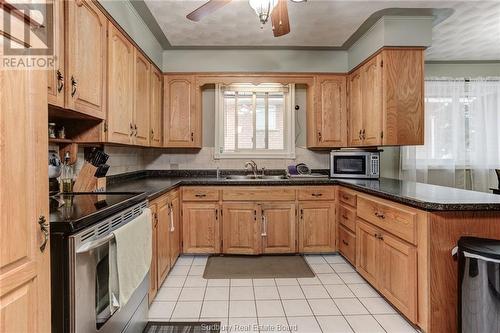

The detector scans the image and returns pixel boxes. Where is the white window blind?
[215,83,295,159]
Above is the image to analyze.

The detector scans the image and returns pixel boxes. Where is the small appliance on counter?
[330,149,380,179]
[286,163,329,179]
[49,150,62,195]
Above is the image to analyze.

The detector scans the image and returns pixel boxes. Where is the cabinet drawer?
[338,225,356,265]
[338,204,356,232]
[298,187,335,201]
[182,187,220,201]
[357,196,417,244]
[339,188,357,207]
[223,187,296,201]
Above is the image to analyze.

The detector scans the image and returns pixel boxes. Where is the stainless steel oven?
[330,150,380,179]
[69,201,149,333]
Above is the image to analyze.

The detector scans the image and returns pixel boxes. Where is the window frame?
[214,83,296,159]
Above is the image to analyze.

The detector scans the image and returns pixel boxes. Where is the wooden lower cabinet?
[379,232,417,321]
[156,196,171,286]
[182,202,220,253]
[169,192,181,265]
[261,203,296,253]
[356,219,417,322]
[222,203,260,255]
[298,202,336,252]
[338,225,356,265]
[149,203,159,303]
[355,220,380,286]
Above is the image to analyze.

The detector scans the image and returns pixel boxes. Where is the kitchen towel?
[109,208,152,310]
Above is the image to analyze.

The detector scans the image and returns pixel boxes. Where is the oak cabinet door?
[222,203,260,255]
[149,203,158,304]
[164,75,200,147]
[47,0,65,107]
[169,192,181,265]
[361,55,383,146]
[156,198,171,286]
[261,203,296,254]
[150,67,163,147]
[298,202,336,253]
[107,22,134,144]
[355,220,380,287]
[182,203,220,253]
[348,70,363,146]
[379,233,417,322]
[134,50,150,146]
[65,0,107,118]
[1,62,50,332]
[315,75,347,147]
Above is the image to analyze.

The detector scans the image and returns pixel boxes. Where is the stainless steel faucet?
[245,160,258,178]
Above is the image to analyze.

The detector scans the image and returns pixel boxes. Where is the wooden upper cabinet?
[261,203,296,254]
[308,75,347,148]
[1,60,50,332]
[65,0,107,118]
[361,55,383,146]
[382,49,424,146]
[47,0,65,107]
[106,22,134,144]
[182,202,220,253]
[150,67,163,147]
[164,75,201,147]
[348,70,363,146]
[348,48,424,147]
[298,202,336,253]
[134,50,150,146]
[222,203,260,255]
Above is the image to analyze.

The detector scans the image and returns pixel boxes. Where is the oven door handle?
[76,233,115,254]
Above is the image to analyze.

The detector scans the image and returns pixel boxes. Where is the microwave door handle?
[76,233,115,254]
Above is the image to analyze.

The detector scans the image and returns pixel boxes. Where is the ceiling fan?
[186,0,304,37]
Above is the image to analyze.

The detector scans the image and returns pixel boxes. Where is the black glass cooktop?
[49,192,147,234]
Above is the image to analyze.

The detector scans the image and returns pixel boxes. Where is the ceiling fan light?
[248,0,278,25]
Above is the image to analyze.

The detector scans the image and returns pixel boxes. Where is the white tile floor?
[148,254,419,333]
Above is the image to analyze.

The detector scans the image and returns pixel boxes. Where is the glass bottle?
[61,152,74,193]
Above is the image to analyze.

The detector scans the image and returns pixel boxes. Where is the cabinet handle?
[71,76,77,97]
[56,70,64,93]
[150,129,154,140]
[300,208,304,220]
[254,209,257,221]
[342,195,350,201]
[195,193,206,198]
[374,211,385,219]
[135,124,138,137]
[311,193,323,197]
[342,240,349,246]
[130,123,134,136]
[261,213,267,237]
[318,131,322,142]
[341,214,348,220]
[377,234,384,240]
[38,216,49,252]
[362,129,366,140]
[215,209,218,221]
[191,132,194,142]
[169,204,174,232]
[359,129,362,140]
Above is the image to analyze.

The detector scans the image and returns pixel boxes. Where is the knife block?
[73,162,98,192]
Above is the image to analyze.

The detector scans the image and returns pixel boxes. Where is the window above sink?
[214,83,296,159]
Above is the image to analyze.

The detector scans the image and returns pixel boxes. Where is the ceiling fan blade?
[186,0,232,22]
[271,0,290,37]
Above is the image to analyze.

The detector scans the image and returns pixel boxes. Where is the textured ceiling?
[144,0,500,60]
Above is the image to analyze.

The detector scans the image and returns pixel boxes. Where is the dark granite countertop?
[105,170,500,211]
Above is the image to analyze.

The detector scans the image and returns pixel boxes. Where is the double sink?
[224,175,288,180]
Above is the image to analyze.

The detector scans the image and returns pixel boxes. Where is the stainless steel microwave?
[330,150,380,179]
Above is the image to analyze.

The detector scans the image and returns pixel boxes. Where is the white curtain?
[400,78,500,192]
